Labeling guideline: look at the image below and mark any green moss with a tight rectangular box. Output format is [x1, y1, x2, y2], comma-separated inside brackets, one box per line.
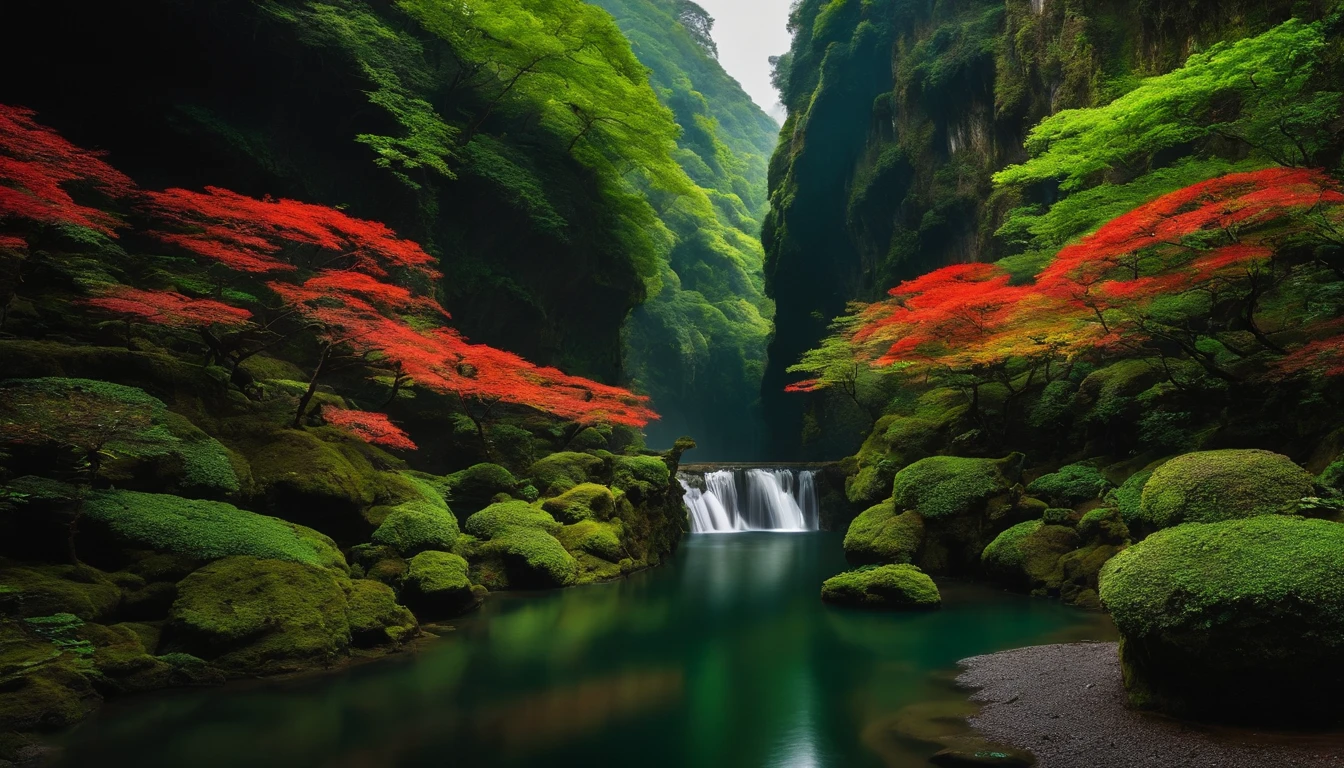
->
[611, 455, 670, 495]
[847, 416, 941, 506]
[83, 489, 346, 571]
[541, 483, 616, 523]
[981, 520, 1080, 592]
[0, 618, 99, 730]
[483, 528, 578, 588]
[464, 500, 560, 539]
[892, 455, 1020, 520]
[371, 499, 459, 556]
[820, 565, 941, 609]
[1109, 468, 1156, 528]
[346, 579, 416, 646]
[248, 428, 379, 516]
[443, 463, 517, 517]
[1073, 360, 1162, 425]
[556, 520, 625, 562]
[1136, 449, 1314, 530]
[528, 452, 606, 494]
[1077, 507, 1129, 544]
[842, 502, 925, 565]
[1099, 516, 1344, 721]
[0, 565, 121, 621]
[167, 556, 350, 674]
[569, 427, 609, 451]
[1042, 507, 1077, 526]
[1026, 463, 1112, 506]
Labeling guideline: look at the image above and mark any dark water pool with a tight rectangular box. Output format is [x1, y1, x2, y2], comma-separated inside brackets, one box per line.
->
[56, 533, 1115, 767]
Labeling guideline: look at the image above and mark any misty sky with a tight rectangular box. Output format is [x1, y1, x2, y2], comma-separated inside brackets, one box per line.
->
[693, 0, 795, 122]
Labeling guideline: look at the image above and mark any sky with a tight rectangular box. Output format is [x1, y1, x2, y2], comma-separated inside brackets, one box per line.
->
[693, 0, 795, 122]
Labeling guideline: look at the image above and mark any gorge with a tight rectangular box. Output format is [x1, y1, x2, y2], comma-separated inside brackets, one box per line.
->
[3, 0, 1344, 766]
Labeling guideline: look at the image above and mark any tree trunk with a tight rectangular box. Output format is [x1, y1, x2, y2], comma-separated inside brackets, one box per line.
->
[294, 343, 332, 428]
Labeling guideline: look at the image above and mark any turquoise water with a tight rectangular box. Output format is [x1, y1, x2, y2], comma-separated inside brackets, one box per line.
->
[57, 533, 1114, 767]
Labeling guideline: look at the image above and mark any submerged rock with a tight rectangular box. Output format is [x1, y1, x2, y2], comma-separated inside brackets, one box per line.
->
[820, 564, 941, 609]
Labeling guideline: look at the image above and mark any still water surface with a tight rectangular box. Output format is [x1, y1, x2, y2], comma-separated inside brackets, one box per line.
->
[58, 533, 1115, 767]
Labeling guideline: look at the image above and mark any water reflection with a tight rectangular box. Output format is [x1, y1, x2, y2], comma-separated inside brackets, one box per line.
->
[57, 533, 1114, 768]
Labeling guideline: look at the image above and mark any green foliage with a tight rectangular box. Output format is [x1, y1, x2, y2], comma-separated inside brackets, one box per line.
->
[442, 463, 517, 517]
[346, 579, 417, 646]
[84, 490, 346, 571]
[892, 455, 1017, 520]
[1026, 463, 1112, 506]
[556, 519, 625, 561]
[400, 551, 474, 615]
[371, 500, 459, 555]
[1137, 449, 1314, 529]
[611, 454, 669, 494]
[981, 520, 1079, 591]
[842, 502, 924, 565]
[820, 564, 941, 609]
[995, 19, 1340, 192]
[463, 500, 560, 539]
[528, 452, 605, 494]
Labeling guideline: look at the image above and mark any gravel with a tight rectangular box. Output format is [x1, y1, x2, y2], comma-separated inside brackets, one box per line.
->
[957, 642, 1344, 768]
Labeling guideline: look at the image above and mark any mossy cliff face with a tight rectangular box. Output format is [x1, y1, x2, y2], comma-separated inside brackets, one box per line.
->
[760, 0, 1318, 457]
[1099, 516, 1344, 723]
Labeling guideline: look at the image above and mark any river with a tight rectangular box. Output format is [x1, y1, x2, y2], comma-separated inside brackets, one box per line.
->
[55, 532, 1115, 767]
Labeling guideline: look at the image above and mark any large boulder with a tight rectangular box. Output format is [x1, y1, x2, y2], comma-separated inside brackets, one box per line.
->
[541, 483, 616, 523]
[483, 529, 577, 588]
[399, 551, 477, 617]
[0, 564, 122, 621]
[464, 500, 560, 539]
[370, 475, 459, 556]
[441, 463, 517, 518]
[346, 579, 417, 647]
[247, 429, 383, 541]
[1099, 516, 1344, 722]
[1025, 463, 1112, 507]
[981, 520, 1079, 593]
[166, 556, 351, 674]
[611, 455, 670, 499]
[845, 416, 941, 507]
[528, 452, 606, 495]
[842, 502, 924, 565]
[82, 489, 346, 572]
[1135, 449, 1313, 530]
[821, 565, 941, 609]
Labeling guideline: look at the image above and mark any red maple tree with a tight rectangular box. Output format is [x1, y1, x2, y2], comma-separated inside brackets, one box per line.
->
[321, 405, 417, 451]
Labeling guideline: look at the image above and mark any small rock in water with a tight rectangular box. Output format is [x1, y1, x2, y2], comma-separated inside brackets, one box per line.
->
[929, 745, 1035, 767]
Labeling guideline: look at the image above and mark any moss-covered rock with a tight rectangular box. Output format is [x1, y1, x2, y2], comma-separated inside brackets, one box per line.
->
[0, 564, 122, 621]
[369, 478, 459, 557]
[0, 618, 100, 732]
[611, 455, 670, 497]
[399, 551, 476, 617]
[166, 556, 350, 674]
[82, 489, 346, 572]
[346, 579, 416, 646]
[1042, 507, 1078, 526]
[1076, 507, 1129, 545]
[1026, 463, 1112, 506]
[541, 483, 616, 523]
[247, 428, 383, 540]
[569, 427, 609, 451]
[1109, 467, 1156, 528]
[442, 463, 517, 518]
[981, 521, 1079, 592]
[464, 500, 561, 540]
[528, 452, 606, 495]
[1136, 449, 1313, 530]
[1099, 516, 1344, 722]
[483, 529, 577, 588]
[892, 455, 1021, 520]
[842, 502, 925, 565]
[555, 520, 626, 562]
[820, 565, 941, 609]
[846, 416, 941, 506]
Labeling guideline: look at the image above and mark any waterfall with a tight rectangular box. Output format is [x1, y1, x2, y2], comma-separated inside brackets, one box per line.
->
[679, 468, 821, 533]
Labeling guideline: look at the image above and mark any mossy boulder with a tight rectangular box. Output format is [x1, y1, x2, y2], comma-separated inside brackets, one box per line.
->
[442, 463, 517, 518]
[370, 477, 459, 557]
[464, 500, 561, 539]
[1026, 463, 1112, 506]
[1099, 516, 1344, 722]
[528, 452, 605, 495]
[346, 579, 416, 645]
[483, 529, 577, 588]
[612, 455, 670, 497]
[846, 416, 941, 506]
[0, 618, 100, 732]
[981, 521, 1079, 593]
[166, 556, 351, 674]
[556, 520, 625, 562]
[82, 489, 346, 572]
[1136, 449, 1313, 530]
[569, 427, 609, 451]
[842, 502, 925, 565]
[820, 565, 941, 609]
[541, 483, 616, 523]
[399, 551, 476, 617]
[1042, 507, 1078, 526]
[247, 429, 382, 540]
[0, 564, 122, 621]
[1076, 507, 1129, 545]
[1109, 467, 1156, 528]
[892, 455, 1022, 520]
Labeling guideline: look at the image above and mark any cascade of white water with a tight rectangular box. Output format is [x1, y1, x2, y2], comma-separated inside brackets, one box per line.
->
[680, 468, 820, 533]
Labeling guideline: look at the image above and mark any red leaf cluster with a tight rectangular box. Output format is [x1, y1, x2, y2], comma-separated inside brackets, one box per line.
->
[0, 104, 135, 236]
[321, 405, 417, 451]
[84, 285, 253, 328]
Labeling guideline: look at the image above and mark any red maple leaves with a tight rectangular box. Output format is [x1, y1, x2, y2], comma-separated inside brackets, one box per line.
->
[321, 405, 417, 451]
[84, 285, 253, 328]
[0, 104, 134, 238]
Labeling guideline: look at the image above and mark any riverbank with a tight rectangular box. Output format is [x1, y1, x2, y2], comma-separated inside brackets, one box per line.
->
[958, 642, 1344, 767]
